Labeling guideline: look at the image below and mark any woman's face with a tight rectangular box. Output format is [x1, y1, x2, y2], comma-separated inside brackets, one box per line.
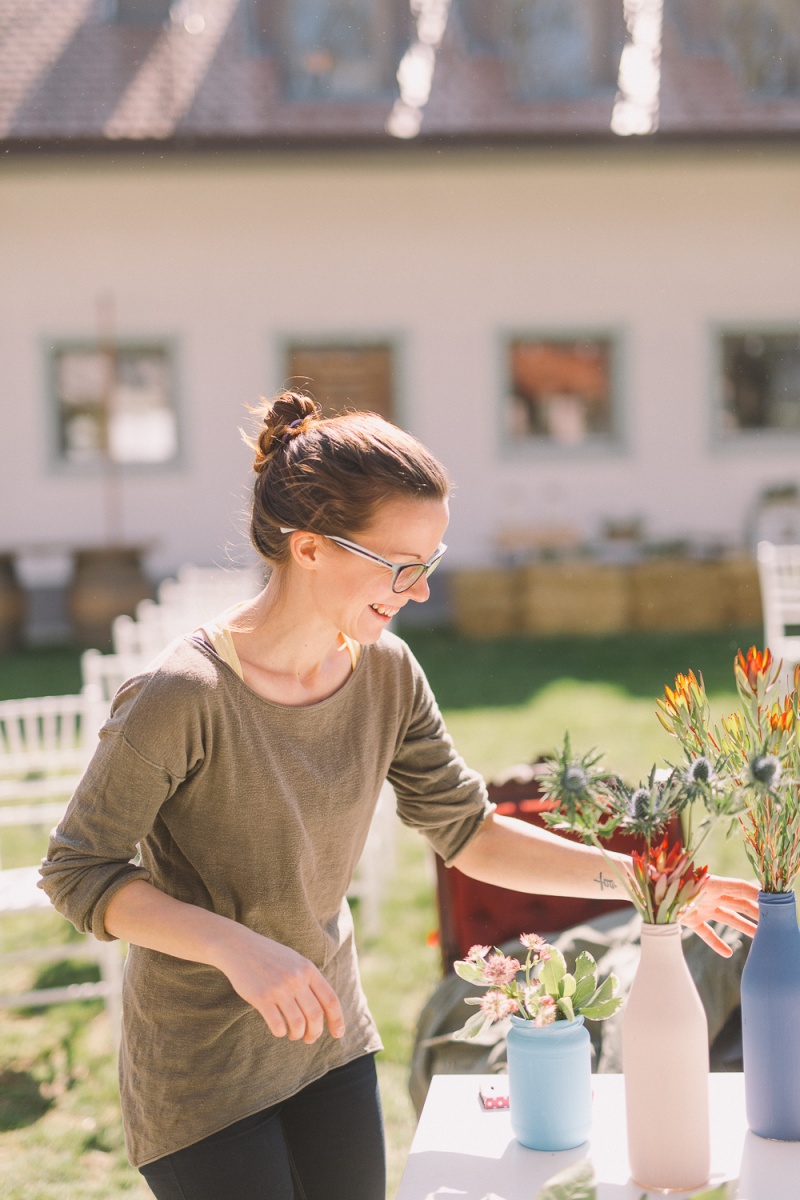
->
[311, 494, 450, 645]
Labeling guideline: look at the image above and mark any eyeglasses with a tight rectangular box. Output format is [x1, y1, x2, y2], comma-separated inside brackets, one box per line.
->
[280, 528, 447, 594]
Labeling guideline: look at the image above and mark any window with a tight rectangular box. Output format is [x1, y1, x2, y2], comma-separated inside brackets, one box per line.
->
[456, 0, 625, 100]
[112, 0, 172, 26]
[669, 0, 800, 97]
[52, 344, 178, 466]
[250, 0, 411, 101]
[507, 336, 616, 446]
[285, 344, 394, 421]
[720, 332, 800, 436]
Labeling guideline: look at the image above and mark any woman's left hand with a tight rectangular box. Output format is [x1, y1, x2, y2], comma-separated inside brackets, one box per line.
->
[679, 875, 760, 956]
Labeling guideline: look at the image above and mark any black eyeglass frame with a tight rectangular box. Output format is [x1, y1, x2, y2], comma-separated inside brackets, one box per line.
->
[279, 527, 447, 594]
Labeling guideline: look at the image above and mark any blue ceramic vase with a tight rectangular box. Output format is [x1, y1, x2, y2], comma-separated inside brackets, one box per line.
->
[506, 1014, 592, 1151]
[741, 890, 800, 1141]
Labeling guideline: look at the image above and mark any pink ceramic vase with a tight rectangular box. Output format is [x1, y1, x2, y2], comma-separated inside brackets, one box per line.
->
[622, 922, 710, 1191]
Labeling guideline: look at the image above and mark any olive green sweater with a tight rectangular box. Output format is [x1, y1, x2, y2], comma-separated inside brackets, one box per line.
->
[39, 631, 491, 1167]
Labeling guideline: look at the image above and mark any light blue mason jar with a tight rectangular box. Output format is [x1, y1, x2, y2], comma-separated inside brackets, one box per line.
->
[506, 1014, 593, 1151]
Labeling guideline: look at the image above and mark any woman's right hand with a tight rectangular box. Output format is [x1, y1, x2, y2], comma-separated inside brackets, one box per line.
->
[103, 879, 344, 1045]
[217, 926, 345, 1045]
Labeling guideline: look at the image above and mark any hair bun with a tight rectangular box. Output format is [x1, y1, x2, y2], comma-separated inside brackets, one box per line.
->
[248, 391, 321, 474]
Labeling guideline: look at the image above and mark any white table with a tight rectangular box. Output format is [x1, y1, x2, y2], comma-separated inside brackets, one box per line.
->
[396, 1073, 800, 1199]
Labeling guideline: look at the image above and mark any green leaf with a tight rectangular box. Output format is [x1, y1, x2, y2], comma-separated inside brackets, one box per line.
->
[561, 974, 577, 998]
[579, 995, 623, 1021]
[452, 1010, 490, 1040]
[583, 972, 618, 1009]
[453, 961, 487, 984]
[557, 996, 575, 1022]
[539, 946, 567, 994]
[572, 959, 599, 1009]
[573, 951, 597, 981]
[687, 1184, 736, 1200]
[535, 1158, 596, 1200]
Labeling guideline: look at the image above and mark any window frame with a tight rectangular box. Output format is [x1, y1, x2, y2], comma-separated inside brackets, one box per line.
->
[710, 321, 800, 454]
[276, 332, 407, 429]
[45, 335, 184, 475]
[245, 0, 412, 104]
[455, 0, 626, 102]
[498, 326, 628, 461]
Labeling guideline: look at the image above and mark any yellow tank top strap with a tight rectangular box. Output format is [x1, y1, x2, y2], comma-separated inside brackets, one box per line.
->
[338, 633, 362, 671]
[201, 614, 360, 680]
[200, 610, 245, 680]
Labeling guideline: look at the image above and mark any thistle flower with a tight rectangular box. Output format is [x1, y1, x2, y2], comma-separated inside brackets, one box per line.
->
[562, 765, 590, 793]
[686, 756, 714, 786]
[617, 770, 685, 842]
[519, 933, 546, 952]
[630, 788, 650, 820]
[539, 733, 618, 838]
[749, 754, 781, 790]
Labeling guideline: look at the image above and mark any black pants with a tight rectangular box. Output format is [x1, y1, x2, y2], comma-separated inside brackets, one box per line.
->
[139, 1053, 385, 1200]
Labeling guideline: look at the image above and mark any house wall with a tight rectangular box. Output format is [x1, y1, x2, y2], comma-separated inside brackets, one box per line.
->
[1, 146, 799, 585]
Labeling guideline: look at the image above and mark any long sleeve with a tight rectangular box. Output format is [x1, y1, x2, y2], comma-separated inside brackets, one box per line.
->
[39, 671, 198, 941]
[387, 647, 493, 866]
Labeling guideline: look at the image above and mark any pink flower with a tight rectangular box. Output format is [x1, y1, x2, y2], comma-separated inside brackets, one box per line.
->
[466, 944, 491, 963]
[482, 954, 521, 986]
[479, 991, 518, 1022]
[534, 996, 557, 1027]
[519, 933, 546, 952]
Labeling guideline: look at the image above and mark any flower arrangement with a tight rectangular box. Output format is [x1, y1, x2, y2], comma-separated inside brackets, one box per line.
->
[657, 648, 800, 894]
[452, 934, 622, 1040]
[538, 732, 728, 925]
[538, 646, 800, 918]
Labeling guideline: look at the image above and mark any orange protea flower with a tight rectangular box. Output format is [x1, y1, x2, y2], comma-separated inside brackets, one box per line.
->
[734, 646, 779, 700]
[656, 670, 712, 754]
[768, 696, 795, 734]
[660, 670, 703, 718]
[629, 835, 709, 924]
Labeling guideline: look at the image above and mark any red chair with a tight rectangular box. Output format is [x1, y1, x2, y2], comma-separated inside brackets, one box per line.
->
[434, 761, 681, 973]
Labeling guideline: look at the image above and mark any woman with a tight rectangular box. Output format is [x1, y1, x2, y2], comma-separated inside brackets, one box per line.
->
[40, 392, 758, 1200]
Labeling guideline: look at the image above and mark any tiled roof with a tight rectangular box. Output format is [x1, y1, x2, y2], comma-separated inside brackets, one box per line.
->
[1, 0, 799, 151]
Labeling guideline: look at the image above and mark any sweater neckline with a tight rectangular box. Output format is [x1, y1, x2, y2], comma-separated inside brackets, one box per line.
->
[186, 633, 368, 713]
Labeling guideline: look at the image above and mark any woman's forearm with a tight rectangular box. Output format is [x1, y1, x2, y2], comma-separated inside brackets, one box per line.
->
[103, 878, 345, 1043]
[103, 878, 244, 970]
[452, 813, 631, 901]
[451, 812, 759, 958]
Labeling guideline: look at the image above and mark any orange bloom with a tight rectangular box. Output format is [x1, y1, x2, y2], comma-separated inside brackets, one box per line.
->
[768, 696, 795, 734]
[661, 670, 702, 716]
[735, 646, 774, 693]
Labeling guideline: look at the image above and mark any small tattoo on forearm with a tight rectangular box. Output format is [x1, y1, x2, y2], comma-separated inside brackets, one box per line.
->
[595, 871, 617, 891]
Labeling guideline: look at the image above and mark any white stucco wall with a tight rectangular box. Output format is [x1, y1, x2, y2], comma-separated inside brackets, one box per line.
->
[1, 145, 799, 582]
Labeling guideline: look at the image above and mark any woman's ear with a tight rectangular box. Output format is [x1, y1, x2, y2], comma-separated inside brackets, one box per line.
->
[286, 531, 324, 573]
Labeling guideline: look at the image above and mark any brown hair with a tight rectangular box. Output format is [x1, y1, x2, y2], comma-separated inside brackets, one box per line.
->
[244, 391, 451, 566]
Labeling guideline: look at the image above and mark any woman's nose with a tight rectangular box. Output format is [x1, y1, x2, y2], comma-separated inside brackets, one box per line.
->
[406, 573, 430, 604]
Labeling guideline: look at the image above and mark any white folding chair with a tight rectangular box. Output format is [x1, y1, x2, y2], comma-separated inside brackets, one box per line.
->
[81, 648, 151, 739]
[0, 695, 122, 1039]
[757, 541, 800, 685]
[0, 693, 93, 802]
[158, 564, 264, 623]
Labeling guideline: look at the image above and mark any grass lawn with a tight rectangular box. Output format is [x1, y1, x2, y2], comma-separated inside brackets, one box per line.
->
[0, 626, 761, 1197]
